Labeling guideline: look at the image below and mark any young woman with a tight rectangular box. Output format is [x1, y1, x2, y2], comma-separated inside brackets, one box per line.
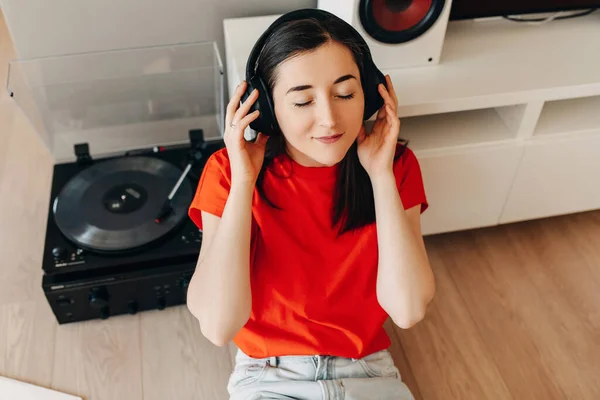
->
[186, 9, 435, 400]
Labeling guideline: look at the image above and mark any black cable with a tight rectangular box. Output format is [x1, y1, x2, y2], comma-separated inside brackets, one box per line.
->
[502, 8, 597, 23]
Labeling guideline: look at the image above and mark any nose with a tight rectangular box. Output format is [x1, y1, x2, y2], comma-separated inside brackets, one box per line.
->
[317, 98, 337, 129]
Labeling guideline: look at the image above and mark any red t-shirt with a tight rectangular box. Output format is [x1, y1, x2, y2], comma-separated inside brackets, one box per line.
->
[188, 143, 428, 359]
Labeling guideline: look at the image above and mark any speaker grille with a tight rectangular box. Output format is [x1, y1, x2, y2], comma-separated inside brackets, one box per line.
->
[359, 0, 446, 44]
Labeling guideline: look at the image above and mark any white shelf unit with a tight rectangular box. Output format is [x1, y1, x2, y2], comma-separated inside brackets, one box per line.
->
[386, 105, 525, 152]
[534, 95, 600, 137]
[223, 11, 600, 236]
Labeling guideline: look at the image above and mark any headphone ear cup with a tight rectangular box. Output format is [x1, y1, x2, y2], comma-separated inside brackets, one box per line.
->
[363, 65, 386, 120]
[242, 76, 278, 136]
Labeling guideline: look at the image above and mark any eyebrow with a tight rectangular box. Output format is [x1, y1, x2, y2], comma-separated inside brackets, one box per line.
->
[285, 74, 357, 95]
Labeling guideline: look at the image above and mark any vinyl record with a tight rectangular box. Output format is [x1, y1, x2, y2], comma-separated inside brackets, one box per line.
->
[53, 156, 192, 252]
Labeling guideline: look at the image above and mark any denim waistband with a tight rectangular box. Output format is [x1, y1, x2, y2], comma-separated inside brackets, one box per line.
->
[237, 349, 360, 368]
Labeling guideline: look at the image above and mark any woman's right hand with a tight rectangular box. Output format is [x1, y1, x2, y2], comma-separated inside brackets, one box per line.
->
[224, 81, 269, 187]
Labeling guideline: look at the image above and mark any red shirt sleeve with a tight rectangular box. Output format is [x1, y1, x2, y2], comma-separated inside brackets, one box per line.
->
[393, 145, 429, 214]
[188, 149, 232, 230]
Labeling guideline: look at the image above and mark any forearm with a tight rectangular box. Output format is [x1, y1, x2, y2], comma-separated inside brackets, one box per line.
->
[371, 172, 435, 328]
[187, 183, 254, 345]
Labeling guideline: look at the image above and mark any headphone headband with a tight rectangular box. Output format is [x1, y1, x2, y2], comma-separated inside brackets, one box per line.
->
[246, 9, 341, 80]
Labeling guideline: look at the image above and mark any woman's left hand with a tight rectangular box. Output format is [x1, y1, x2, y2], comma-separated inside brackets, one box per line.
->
[357, 74, 400, 177]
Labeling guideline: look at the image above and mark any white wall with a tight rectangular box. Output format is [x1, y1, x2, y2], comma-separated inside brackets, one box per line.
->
[1, 0, 316, 93]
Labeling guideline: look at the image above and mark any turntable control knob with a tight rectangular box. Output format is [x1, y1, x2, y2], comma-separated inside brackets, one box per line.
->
[99, 306, 110, 320]
[156, 296, 166, 310]
[127, 300, 139, 315]
[89, 287, 109, 309]
[181, 276, 190, 289]
[52, 246, 66, 258]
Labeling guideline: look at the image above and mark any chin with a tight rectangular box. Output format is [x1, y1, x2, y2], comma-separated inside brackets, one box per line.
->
[310, 144, 352, 166]
[315, 155, 344, 167]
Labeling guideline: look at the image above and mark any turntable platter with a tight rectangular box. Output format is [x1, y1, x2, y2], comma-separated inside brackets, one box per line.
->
[53, 156, 192, 252]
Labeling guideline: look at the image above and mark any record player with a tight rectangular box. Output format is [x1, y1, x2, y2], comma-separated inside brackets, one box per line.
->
[7, 41, 226, 323]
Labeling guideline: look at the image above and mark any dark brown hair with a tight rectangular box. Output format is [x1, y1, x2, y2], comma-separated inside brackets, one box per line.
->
[254, 16, 408, 236]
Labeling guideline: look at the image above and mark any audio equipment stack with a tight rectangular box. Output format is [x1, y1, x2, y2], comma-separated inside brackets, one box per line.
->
[41, 130, 223, 324]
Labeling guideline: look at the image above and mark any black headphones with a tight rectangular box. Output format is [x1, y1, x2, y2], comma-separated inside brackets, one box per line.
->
[241, 8, 387, 137]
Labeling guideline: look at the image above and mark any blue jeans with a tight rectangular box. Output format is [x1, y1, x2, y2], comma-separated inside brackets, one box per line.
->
[228, 348, 415, 399]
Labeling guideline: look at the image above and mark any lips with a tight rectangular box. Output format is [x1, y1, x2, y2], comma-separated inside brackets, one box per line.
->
[314, 133, 343, 144]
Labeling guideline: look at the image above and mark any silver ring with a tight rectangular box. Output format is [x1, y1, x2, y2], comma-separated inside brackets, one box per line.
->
[230, 122, 236, 129]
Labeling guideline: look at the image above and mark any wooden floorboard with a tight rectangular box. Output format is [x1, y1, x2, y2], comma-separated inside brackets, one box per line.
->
[140, 307, 234, 400]
[384, 318, 424, 400]
[393, 235, 512, 400]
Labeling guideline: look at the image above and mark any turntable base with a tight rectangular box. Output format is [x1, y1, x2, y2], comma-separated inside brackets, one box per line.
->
[41, 138, 224, 324]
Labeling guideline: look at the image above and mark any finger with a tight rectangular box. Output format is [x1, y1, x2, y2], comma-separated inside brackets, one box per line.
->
[233, 88, 259, 125]
[386, 103, 395, 119]
[225, 82, 245, 129]
[378, 83, 394, 108]
[232, 110, 261, 142]
[385, 75, 398, 105]
[376, 104, 386, 120]
[378, 78, 398, 113]
[387, 104, 400, 133]
[384, 103, 393, 125]
[385, 98, 397, 119]
[225, 81, 248, 127]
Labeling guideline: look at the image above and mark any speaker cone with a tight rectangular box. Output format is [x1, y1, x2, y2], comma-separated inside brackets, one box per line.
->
[359, 0, 446, 44]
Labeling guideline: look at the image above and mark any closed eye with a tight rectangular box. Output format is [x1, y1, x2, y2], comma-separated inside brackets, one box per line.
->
[294, 93, 355, 108]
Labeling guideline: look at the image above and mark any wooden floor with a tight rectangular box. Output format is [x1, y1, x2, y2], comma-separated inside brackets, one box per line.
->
[1, 10, 599, 400]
